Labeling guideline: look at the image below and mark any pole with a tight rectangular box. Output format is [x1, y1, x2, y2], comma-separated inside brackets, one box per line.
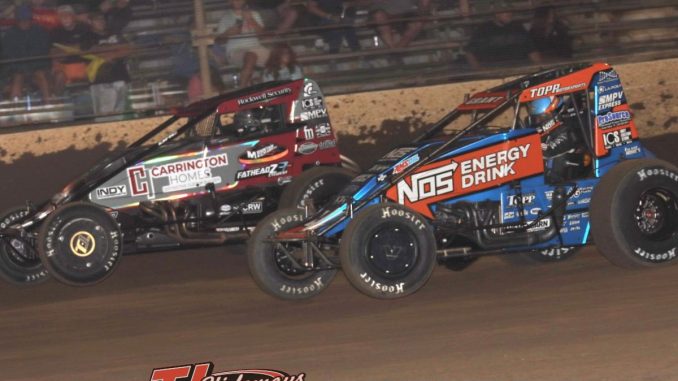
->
[193, 0, 214, 98]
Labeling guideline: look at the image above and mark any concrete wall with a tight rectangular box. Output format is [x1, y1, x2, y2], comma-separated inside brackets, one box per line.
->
[0, 59, 678, 180]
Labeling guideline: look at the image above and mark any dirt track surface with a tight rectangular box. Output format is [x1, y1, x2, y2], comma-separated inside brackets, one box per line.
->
[2, 245, 678, 381]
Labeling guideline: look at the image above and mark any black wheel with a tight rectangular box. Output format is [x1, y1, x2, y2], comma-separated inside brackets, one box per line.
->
[340, 204, 436, 299]
[279, 166, 355, 209]
[0, 206, 49, 285]
[500, 246, 581, 265]
[247, 208, 337, 300]
[591, 159, 678, 268]
[37, 202, 123, 286]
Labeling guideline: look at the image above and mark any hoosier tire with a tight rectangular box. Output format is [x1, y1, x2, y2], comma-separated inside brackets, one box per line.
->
[340, 204, 436, 299]
[247, 208, 337, 300]
[37, 202, 122, 286]
[591, 159, 678, 268]
[0, 206, 49, 285]
[279, 166, 355, 209]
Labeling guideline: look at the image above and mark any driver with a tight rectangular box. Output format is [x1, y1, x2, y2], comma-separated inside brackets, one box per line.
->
[528, 95, 589, 183]
[233, 107, 273, 137]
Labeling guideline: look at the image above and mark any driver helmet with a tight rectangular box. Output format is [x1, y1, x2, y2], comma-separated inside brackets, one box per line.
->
[527, 95, 565, 127]
[234, 108, 264, 136]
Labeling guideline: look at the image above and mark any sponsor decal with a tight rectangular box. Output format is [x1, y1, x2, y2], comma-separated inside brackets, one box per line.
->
[236, 87, 292, 106]
[301, 96, 323, 110]
[637, 167, 678, 182]
[597, 110, 631, 129]
[360, 272, 405, 294]
[506, 193, 536, 206]
[242, 201, 263, 214]
[300, 108, 328, 121]
[634, 247, 677, 262]
[598, 82, 622, 93]
[394, 161, 457, 205]
[128, 166, 151, 197]
[141, 154, 229, 194]
[236, 162, 289, 180]
[529, 82, 586, 99]
[393, 154, 420, 175]
[315, 123, 332, 138]
[149, 363, 306, 381]
[458, 92, 507, 110]
[386, 135, 543, 218]
[270, 213, 303, 232]
[297, 142, 318, 155]
[318, 139, 337, 150]
[598, 70, 619, 83]
[377, 173, 388, 182]
[239, 144, 288, 165]
[297, 126, 315, 140]
[95, 185, 127, 200]
[465, 96, 504, 105]
[598, 91, 624, 111]
[381, 147, 417, 161]
[603, 128, 633, 149]
[150, 155, 228, 178]
[303, 82, 318, 97]
[624, 145, 641, 156]
[538, 119, 561, 135]
[219, 201, 263, 216]
[69, 231, 96, 257]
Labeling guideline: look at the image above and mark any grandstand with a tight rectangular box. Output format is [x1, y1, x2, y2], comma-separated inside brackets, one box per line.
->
[0, 0, 677, 129]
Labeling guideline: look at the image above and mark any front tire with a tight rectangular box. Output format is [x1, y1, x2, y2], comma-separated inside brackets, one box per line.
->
[591, 159, 678, 268]
[37, 202, 123, 286]
[0, 206, 49, 285]
[340, 204, 436, 299]
[279, 166, 355, 209]
[247, 208, 337, 300]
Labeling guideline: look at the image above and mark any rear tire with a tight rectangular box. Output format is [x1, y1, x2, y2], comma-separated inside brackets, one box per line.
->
[37, 202, 123, 286]
[0, 206, 49, 285]
[247, 208, 337, 300]
[340, 204, 436, 299]
[279, 166, 355, 209]
[591, 159, 678, 268]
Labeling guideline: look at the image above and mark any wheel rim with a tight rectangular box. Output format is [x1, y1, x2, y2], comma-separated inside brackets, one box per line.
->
[1, 237, 40, 268]
[634, 188, 678, 241]
[273, 242, 313, 279]
[364, 223, 418, 279]
[54, 219, 110, 271]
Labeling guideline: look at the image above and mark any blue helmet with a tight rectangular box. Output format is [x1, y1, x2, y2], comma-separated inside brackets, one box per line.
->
[528, 96, 563, 116]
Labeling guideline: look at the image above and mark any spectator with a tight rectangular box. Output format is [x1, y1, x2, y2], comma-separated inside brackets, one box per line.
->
[216, 0, 269, 87]
[51, 5, 90, 95]
[99, 0, 132, 35]
[368, 0, 432, 49]
[529, 6, 573, 60]
[465, 1, 541, 69]
[263, 43, 303, 82]
[166, 30, 225, 103]
[307, 0, 361, 55]
[82, 12, 132, 121]
[2, 4, 51, 102]
[250, 0, 300, 35]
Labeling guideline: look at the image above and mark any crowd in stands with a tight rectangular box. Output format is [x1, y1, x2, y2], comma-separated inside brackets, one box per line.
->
[1, 0, 132, 120]
[0, 0, 589, 122]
